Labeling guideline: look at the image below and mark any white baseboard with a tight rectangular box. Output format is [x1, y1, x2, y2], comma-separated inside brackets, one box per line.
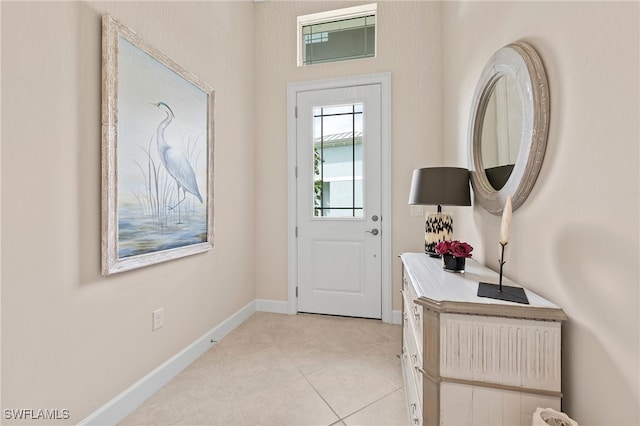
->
[256, 298, 289, 314]
[79, 300, 256, 426]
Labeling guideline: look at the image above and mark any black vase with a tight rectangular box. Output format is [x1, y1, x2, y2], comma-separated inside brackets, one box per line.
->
[442, 254, 465, 273]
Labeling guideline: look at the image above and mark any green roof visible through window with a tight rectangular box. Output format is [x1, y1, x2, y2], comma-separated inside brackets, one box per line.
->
[304, 32, 328, 44]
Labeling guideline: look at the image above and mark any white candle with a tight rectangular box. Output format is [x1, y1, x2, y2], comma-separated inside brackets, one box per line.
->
[500, 195, 512, 245]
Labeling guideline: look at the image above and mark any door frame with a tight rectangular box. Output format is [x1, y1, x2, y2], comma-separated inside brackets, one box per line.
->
[286, 73, 392, 322]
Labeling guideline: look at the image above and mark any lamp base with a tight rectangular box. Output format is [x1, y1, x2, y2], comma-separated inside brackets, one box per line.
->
[477, 282, 529, 305]
[425, 212, 453, 256]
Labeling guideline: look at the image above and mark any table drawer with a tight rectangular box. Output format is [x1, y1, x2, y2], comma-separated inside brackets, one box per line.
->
[402, 270, 423, 353]
[403, 291, 421, 343]
[402, 327, 423, 426]
[404, 314, 424, 395]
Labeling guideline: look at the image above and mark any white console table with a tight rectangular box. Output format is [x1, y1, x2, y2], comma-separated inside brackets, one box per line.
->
[400, 253, 567, 426]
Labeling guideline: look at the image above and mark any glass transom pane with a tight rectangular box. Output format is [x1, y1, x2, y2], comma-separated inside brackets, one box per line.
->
[313, 103, 364, 218]
[302, 15, 375, 65]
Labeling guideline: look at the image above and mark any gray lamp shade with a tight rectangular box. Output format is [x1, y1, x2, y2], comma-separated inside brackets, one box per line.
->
[408, 167, 471, 206]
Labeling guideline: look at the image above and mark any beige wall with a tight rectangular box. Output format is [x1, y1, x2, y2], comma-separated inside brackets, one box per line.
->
[254, 1, 444, 309]
[1, 1, 255, 422]
[441, 2, 639, 424]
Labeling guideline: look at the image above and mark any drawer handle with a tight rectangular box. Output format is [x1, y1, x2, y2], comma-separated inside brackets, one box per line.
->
[413, 306, 420, 321]
[411, 354, 427, 375]
[410, 403, 419, 425]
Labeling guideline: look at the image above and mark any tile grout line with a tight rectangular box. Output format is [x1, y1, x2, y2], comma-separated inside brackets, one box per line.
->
[300, 371, 343, 424]
[299, 358, 404, 425]
[269, 325, 345, 425]
[267, 315, 405, 425]
[337, 386, 405, 423]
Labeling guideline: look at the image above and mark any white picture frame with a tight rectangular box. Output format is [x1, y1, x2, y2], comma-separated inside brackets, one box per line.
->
[101, 15, 215, 275]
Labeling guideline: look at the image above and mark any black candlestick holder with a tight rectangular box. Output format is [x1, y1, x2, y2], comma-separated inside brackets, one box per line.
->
[477, 242, 529, 304]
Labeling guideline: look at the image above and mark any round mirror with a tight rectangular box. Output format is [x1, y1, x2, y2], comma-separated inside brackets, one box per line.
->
[468, 41, 549, 214]
[481, 74, 522, 190]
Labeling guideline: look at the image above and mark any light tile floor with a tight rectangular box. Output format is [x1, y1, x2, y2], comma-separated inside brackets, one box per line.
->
[120, 312, 409, 426]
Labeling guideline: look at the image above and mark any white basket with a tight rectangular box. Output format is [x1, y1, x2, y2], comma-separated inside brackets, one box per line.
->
[532, 407, 578, 426]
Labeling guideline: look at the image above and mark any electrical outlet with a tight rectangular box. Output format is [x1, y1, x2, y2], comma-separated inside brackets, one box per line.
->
[410, 205, 424, 216]
[152, 308, 164, 331]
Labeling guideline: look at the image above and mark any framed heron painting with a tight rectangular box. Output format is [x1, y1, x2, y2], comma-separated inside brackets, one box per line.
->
[101, 15, 214, 275]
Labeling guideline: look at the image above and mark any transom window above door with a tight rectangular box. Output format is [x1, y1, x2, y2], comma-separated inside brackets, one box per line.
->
[297, 4, 377, 66]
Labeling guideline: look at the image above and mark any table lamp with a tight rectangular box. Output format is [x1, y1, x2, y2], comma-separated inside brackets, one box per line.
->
[408, 167, 471, 256]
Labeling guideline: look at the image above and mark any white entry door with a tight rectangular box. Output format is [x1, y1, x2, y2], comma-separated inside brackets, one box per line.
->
[296, 84, 382, 319]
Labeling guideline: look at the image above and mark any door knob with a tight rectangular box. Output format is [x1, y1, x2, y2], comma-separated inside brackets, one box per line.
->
[365, 229, 379, 236]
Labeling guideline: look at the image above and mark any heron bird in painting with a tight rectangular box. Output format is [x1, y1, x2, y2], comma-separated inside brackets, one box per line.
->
[154, 102, 203, 211]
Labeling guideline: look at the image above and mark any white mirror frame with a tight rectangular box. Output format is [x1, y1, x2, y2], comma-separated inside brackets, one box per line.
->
[468, 41, 550, 214]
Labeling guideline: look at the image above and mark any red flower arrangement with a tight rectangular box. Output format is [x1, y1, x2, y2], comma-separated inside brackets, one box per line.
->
[435, 240, 474, 258]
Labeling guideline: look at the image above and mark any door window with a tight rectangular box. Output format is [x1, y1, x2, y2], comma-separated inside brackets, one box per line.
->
[313, 104, 364, 218]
